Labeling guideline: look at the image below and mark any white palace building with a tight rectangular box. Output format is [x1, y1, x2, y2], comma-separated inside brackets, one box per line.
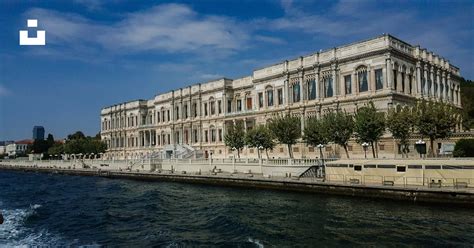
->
[100, 34, 463, 159]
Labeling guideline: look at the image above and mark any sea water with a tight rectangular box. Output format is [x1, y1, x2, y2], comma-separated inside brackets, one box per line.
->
[0, 170, 473, 247]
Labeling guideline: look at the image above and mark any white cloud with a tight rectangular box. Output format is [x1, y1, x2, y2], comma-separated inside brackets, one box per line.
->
[195, 73, 223, 80]
[25, 4, 252, 55]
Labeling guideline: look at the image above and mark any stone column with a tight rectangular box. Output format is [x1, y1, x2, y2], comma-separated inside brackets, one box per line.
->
[430, 66, 435, 97]
[315, 69, 320, 100]
[370, 68, 376, 94]
[353, 72, 358, 96]
[332, 67, 338, 96]
[423, 65, 428, 97]
[243, 118, 248, 132]
[314, 66, 322, 100]
[441, 72, 447, 101]
[386, 57, 392, 90]
[436, 70, 441, 100]
[300, 112, 305, 136]
[416, 62, 422, 96]
[447, 74, 452, 102]
[396, 69, 402, 93]
[300, 72, 306, 102]
[284, 73, 289, 105]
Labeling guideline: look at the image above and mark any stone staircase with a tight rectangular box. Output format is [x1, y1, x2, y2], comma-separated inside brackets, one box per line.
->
[161, 144, 204, 159]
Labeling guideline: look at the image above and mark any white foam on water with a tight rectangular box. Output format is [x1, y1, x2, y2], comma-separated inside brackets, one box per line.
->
[0, 204, 64, 247]
[248, 237, 264, 248]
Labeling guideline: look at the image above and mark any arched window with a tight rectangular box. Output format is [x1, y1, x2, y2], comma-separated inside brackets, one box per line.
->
[210, 125, 216, 142]
[323, 74, 333, 98]
[357, 66, 368, 92]
[291, 78, 300, 103]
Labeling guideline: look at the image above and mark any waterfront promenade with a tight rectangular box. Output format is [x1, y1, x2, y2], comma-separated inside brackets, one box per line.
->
[1, 158, 473, 207]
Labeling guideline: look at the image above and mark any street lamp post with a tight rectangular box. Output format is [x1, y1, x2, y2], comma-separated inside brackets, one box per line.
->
[362, 142, 369, 159]
[316, 144, 325, 160]
[231, 147, 236, 172]
[316, 144, 325, 178]
[258, 145, 264, 160]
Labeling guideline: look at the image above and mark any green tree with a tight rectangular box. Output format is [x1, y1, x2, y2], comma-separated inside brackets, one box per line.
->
[460, 78, 474, 130]
[453, 139, 474, 157]
[224, 121, 245, 158]
[48, 143, 65, 155]
[325, 110, 354, 158]
[386, 105, 414, 158]
[414, 100, 459, 157]
[354, 102, 386, 158]
[67, 131, 85, 140]
[245, 125, 275, 159]
[46, 134, 55, 147]
[268, 114, 301, 158]
[30, 139, 50, 154]
[303, 117, 330, 158]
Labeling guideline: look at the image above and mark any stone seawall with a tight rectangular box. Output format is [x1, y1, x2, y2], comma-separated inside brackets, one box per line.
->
[1, 164, 473, 207]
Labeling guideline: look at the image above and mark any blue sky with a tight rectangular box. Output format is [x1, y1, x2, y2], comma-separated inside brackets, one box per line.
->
[0, 0, 473, 140]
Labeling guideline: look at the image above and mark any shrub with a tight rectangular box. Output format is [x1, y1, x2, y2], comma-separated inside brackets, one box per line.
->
[453, 139, 474, 157]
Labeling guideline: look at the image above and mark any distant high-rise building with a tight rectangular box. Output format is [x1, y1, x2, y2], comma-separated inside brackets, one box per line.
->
[32, 126, 45, 140]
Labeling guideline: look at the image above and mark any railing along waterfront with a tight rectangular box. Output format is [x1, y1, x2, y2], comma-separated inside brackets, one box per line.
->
[325, 174, 474, 188]
[162, 158, 337, 166]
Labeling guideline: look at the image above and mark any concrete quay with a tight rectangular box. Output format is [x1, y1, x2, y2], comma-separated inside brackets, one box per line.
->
[1, 161, 473, 207]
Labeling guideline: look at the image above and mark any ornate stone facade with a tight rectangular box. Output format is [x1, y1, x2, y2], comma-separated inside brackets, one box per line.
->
[100, 34, 462, 159]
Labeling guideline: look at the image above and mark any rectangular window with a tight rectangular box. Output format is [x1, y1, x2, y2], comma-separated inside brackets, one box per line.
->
[184, 105, 188, 119]
[344, 75, 352, 94]
[204, 103, 208, 116]
[258, 93, 263, 108]
[193, 103, 197, 117]
[358, 71, 368, 92]
[267, 89, 273, 106]
[204, 130, 208, 142]
[175, 106, 179, 120]
[227, 100, 232, 113]
[167, 110, 170, 122]
[237, 99, 242, 112]
[397, 166, 406, 172]
[218, 129, 222, 142]
[218, 100, 222, 114]
[293, 83, 300, 102]
[375, 69, 383, 90]
[402, 72, 406, 92]
[246, 97, 252, 110]
[277, 89, 283, 105]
